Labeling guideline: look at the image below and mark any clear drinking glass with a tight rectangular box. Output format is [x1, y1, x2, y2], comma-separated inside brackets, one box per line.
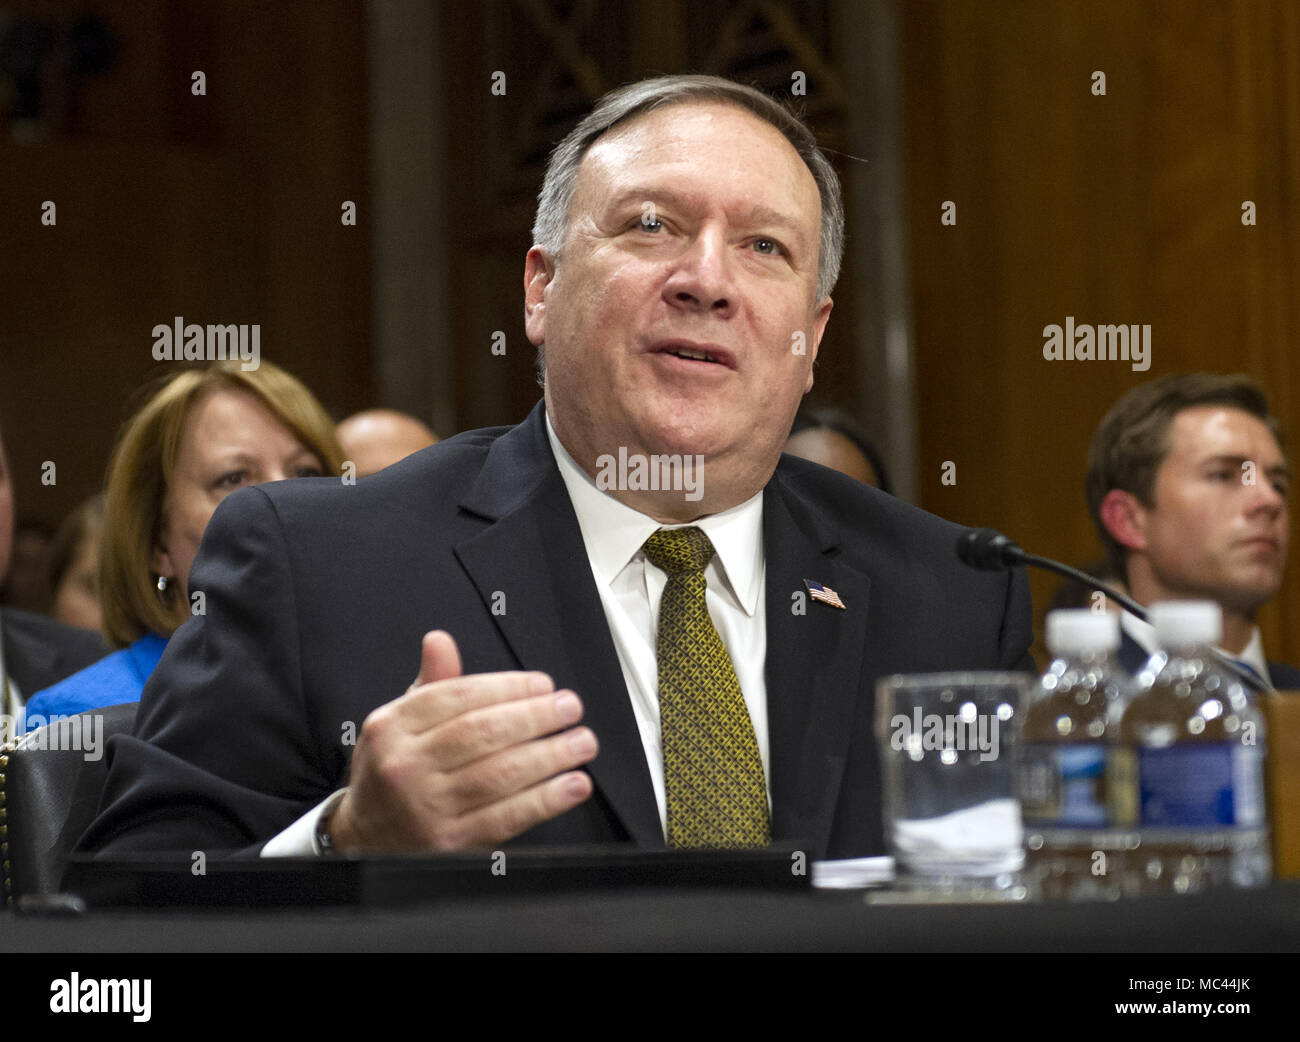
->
[875, 672, 1029, 898]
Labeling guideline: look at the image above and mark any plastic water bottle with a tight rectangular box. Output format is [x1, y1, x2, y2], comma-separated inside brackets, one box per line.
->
[1116, 601, 1270, 894]
[1019, 609, 1131, 900]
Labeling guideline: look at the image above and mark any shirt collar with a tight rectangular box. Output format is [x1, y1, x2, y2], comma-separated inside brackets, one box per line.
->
[1234, 627, 1271, 685]
[544, 413, 765, 615]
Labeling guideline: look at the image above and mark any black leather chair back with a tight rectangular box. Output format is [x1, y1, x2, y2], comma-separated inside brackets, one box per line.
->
[0, 702, 138, 903]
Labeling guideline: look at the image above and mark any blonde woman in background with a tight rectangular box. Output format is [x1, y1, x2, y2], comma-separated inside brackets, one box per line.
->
[26, 361, 343, 726]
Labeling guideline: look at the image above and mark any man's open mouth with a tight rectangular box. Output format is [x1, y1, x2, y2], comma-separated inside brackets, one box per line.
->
[653, 342, 735, 368]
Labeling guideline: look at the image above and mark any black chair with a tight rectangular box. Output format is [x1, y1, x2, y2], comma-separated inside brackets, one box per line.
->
[0, 702, 137, 904]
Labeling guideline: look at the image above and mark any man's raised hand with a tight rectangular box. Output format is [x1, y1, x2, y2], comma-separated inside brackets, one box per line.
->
[326, 630, 597, 852]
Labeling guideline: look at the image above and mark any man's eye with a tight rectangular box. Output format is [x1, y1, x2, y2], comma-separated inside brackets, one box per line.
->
[638, 216, 663, 232]
[752, 238, 782, 255]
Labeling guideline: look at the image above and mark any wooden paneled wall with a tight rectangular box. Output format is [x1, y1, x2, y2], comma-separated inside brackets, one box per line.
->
[901, 0, 1300, 663]
[0, 1, 372, 529]
[6, 0, 1298, 665]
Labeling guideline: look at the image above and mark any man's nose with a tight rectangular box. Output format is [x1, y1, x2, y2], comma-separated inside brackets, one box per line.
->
[662, 229, 736, 316]
[1245, 470, 1287, 513]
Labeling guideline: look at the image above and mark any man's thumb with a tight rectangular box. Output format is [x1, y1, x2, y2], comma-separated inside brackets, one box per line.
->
[415, 630, 463, 687]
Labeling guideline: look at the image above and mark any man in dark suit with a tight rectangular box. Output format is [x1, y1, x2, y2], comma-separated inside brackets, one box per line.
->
[80, 75, 1033, 862]
[1, 608, 106, 714]
[1087, 373, 1299, 689]
[0, 419, 106, 732]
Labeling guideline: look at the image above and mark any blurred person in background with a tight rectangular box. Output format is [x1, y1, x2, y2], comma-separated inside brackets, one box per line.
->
[0, 416, 105, 737]
[48, 494, 105, 633]
[0, 519, 55, 613]
[336, 407, 438, 478]
[25, 360, 344, 726]
[785, 405, 892, 493]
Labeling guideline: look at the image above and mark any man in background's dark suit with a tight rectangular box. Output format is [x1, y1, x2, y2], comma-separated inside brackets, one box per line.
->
[1115, 629, 1300, 689]
[80, 74, 1033, 863]
[0, 607, 105, 712]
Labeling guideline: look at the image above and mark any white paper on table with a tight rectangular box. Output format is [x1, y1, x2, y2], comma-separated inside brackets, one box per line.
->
[811, 856, 895, 889]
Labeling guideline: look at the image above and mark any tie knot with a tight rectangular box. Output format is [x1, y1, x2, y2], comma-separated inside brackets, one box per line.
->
[643, 526, 716, 575]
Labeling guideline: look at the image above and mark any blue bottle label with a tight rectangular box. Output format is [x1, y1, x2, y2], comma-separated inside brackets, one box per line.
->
[1020, 743, 1109, 827]
[1137, 743, 1265, 828]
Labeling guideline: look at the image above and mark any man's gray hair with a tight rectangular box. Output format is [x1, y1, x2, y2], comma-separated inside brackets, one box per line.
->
[532, 74, 844, 303]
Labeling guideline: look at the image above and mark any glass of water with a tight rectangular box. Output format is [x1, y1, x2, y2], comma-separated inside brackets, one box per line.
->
[875, 672, 1029, 898]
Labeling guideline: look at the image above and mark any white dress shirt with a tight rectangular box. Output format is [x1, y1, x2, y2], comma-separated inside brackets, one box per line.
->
[544, 415, 770, 831]
[264, 415, 770, 854]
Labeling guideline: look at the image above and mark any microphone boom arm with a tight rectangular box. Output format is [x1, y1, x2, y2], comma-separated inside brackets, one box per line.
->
[1017, 552, 1149, 622]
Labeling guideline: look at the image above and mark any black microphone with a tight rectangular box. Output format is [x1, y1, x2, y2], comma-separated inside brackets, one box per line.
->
[955, 528, 1030, 572]
[957, 528, 1149, 620]
[956, 528, 1270, 693]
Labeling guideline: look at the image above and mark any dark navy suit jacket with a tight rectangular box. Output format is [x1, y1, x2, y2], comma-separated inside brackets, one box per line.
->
[79, 403, 1034, 861]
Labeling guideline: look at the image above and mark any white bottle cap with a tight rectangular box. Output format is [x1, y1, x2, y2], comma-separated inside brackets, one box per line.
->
[1150, 600, 1222, 647]
[1046, 609, 1120, 656]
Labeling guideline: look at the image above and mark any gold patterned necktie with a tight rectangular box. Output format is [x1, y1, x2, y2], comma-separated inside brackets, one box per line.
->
[642, 526, 770, 848]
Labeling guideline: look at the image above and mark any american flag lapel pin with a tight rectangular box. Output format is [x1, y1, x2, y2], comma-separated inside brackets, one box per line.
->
[803, 578, 846, 610]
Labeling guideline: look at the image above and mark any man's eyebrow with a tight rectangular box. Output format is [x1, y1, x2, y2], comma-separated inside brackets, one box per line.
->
[1200, 454, 1292, 476]
[606, 189, 808, 236]
[604, 187, 685, 213]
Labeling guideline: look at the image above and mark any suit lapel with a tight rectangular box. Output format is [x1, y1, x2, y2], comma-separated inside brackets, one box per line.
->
[1118, 630, 1151, 676]
[451, 410, 874, 853]
[763, 471, 872, 854]
[454, 404, 663, 847]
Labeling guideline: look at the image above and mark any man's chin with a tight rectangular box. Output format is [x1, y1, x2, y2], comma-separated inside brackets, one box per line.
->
[1217, 576, 1284, 616]
[629, 420, 734, 461]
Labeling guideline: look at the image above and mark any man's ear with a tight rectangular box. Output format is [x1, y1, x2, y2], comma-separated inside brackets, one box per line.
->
[804, 296, 833, 393]
[1099, 488, 1148, 553]
[524, 247, 555, 347]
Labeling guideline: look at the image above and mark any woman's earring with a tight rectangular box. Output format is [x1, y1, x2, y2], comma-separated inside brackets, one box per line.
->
[156, 575, 169, 593]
